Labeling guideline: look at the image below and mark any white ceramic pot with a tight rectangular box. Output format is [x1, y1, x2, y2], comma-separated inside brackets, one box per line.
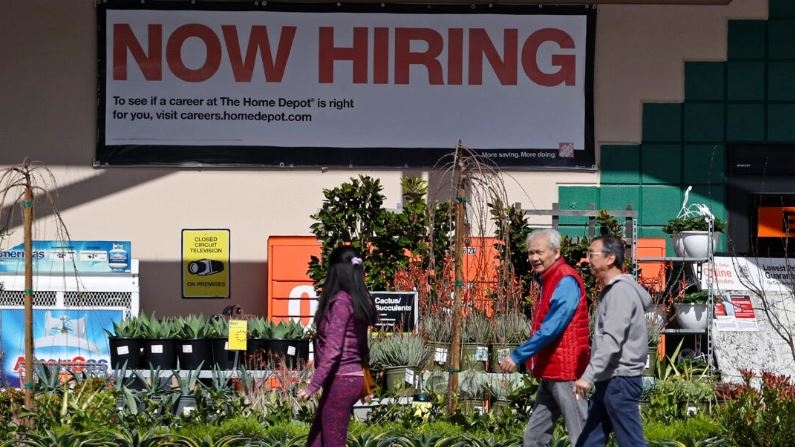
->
[671, 233, 686, 257]
[674, 303, 709, 330]
[679, 231, 720, 259]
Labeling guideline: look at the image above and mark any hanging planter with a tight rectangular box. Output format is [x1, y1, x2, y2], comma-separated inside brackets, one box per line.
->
[661, 186, 725, 258]
[674, 290, 710, 330]
[674, 303, 709, 330]
[679, 231, 721, 259]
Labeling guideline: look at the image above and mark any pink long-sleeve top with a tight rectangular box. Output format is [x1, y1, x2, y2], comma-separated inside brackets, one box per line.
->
[305, 291, 368, 395]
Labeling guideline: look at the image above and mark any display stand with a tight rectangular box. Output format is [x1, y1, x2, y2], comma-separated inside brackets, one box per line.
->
[638, 222, 715, 368]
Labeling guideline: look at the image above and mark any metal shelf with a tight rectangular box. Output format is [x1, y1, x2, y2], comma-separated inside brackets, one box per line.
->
[637, 256, 709, 263]
[661, 328, 706, 335]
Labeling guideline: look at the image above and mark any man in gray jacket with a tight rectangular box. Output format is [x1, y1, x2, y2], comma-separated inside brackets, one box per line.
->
[573, 235, 650, 447]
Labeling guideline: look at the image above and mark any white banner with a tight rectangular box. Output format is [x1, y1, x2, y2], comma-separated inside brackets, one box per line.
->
[98, 6, 594, 167]
[704, 256, 795, 293]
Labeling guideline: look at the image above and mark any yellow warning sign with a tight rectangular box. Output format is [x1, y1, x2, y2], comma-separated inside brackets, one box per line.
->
[182, 229, 230, 298]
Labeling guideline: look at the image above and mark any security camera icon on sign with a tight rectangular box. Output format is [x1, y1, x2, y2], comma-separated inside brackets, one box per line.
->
[188, 259, 224, 276]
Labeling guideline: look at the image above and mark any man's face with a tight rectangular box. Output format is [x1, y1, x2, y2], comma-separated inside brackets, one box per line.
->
[587, 240, 612, 281]
[528, 235, 560, 274]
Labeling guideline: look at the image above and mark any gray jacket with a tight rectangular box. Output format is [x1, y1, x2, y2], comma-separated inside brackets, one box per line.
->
[581, 274, 652, 384]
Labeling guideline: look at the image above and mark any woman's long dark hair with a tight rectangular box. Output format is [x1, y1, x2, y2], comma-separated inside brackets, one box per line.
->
[314, 245, 377, 326]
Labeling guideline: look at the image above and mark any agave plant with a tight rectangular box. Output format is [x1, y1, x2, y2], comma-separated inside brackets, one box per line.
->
[247, 316, 272, 338]
[104, 315, 143, 338]
[370, 333, 428, 368]
[271, 320, 305, 339]
[205, 317, 229, 338]
[138, 313, 180, 339]
[462, 310, 492, 344]
[178, 314, 208, 339]
[346, 432, 392, 447]
[490, 311, 530, 345]
[103, 428, 173, 447]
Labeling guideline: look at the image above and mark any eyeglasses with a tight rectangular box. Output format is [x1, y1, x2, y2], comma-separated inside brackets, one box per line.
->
[587, 250, 607, 258]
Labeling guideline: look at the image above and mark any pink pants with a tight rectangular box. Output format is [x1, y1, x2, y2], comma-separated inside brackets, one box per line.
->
[307, 375, 364, 447]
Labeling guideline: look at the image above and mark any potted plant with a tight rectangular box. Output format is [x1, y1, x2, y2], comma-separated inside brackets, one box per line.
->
[489, 311, 530, 372]
[105, 314, 143, 370]
[462, 310, 492, 372]
[418, 309, 452, 370]
[205, 316, 235, 370]
[482, 371, 523, 414]
[370, 332, 427, 395]
[140, 313, 180, 370]
[662, 214, 726, 259]
[645, 312, 666, 377]
[246, 318, 309, 370]
[458, 369, 487, 415]
[674, 290, 711, 330]
[176, 314, 210, 370]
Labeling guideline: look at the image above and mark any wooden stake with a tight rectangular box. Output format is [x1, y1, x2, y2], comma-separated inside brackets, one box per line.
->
[22, 168, 34, 410]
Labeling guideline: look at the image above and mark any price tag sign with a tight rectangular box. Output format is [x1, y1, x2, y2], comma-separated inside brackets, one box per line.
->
[228, 319, 248, 351]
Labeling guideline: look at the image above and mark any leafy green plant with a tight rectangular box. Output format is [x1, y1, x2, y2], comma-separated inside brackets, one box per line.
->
[308, 175, 453, 295]
[720, 369, 795, 447]
[662, 215, 726, 235]
[680, 290, 709, 304]
[489, 199, 534, 314]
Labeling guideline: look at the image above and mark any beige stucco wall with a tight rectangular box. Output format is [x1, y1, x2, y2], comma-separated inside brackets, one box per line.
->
[0, 0, 767, 316]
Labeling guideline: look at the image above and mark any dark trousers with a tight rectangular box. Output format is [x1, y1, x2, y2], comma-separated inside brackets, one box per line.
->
[307, 375, 363, 447]
[575, 376, 647, 447]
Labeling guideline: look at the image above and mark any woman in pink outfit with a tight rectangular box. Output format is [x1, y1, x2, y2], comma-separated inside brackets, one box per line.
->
[297, 245, 377, 447]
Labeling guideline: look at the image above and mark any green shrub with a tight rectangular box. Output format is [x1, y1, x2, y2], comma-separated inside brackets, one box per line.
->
[720, 369, 795, 447]
[645, 414, 721, 442]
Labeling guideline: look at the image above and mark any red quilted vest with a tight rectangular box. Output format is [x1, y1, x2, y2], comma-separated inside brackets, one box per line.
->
[527, 257, 591, 380]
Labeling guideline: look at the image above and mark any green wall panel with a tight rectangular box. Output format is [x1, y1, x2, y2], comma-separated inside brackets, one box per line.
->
[688, 185, 726, 222]
[728, 20, 766, 60]
[641, 144, 682, 184]
[558, 186, 599, 226]
[600, 144, 641, 184]
[726, 104, 766, 142]
[727, 61, 765, 101]
[770, 0, 795, 19]
[768, 20, 795, 58]
[641, 186, 682, 226]
[642, 103, 682, 142]
[684, 103, 725, 142]
[769, 62, 795, 100]
[683, 144, 725, 185]
[558, 225, 589, 240]
[685, 62, 725, 101]
[599, 186, 640, 215]
[639, 226, 668, 239]
[768, 104, 795, 141]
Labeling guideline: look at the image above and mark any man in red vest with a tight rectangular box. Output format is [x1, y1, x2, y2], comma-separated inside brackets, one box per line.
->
[500, 228, 591, 447]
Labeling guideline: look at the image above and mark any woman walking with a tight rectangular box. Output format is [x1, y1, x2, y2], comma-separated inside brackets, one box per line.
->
[297, 245, 377, 446]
